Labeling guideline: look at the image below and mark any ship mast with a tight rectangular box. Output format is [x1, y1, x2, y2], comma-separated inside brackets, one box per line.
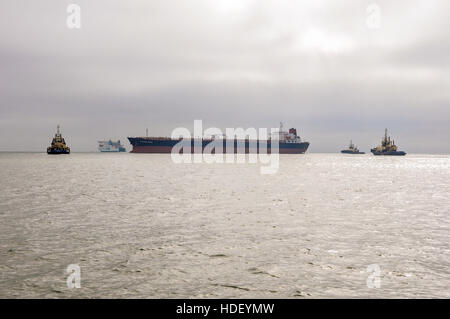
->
[54, 124, 63, 139]
[279, 122, 285, 141]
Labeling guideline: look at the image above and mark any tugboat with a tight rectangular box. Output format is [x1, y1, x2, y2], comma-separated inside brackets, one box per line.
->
[47, 125, 70, 154]
[371, 129, 406, 156]
[127, 122, 309, 154]
[341, 140, 365, 154]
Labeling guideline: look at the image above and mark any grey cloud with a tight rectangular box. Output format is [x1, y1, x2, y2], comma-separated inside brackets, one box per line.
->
[0, 0, 449, 153]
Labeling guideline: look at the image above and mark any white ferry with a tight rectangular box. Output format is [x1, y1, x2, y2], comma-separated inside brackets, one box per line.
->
[98, 140, 126, 152]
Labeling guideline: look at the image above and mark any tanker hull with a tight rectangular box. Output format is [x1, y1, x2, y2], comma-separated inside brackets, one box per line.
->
[128, 137, 309, 154]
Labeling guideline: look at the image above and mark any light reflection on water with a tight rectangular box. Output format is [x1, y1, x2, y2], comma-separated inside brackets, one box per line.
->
[0, 153, 449, 298]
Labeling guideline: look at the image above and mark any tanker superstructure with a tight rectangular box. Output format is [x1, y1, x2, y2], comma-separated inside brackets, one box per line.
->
[128, 124, 309, 154]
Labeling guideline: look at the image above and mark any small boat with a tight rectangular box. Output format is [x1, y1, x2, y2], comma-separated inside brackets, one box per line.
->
[47, 125, 70, 154]
[371, 129, 406, 156]
[341, 140, 365, 154]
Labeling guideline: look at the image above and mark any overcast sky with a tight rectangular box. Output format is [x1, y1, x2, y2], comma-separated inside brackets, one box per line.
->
[0, 0, 449, 152]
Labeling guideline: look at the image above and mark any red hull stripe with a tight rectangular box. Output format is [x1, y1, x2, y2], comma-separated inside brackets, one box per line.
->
[130, 145, 308, 154]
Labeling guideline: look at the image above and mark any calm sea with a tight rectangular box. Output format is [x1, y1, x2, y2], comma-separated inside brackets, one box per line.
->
[0, 152, 449, 298]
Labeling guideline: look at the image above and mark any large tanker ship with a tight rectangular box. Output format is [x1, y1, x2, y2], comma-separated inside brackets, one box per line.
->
[128, 124, 309, 154]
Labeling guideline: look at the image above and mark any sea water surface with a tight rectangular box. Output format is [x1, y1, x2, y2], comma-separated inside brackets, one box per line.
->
[0, 153, 449, 298]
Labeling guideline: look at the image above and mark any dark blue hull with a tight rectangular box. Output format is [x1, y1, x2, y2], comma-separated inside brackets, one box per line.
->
[341, 150, 365, 154]
[47, 148, 70, 154]
[128, 137, 309, 154]
[371, 149, 406, 156]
